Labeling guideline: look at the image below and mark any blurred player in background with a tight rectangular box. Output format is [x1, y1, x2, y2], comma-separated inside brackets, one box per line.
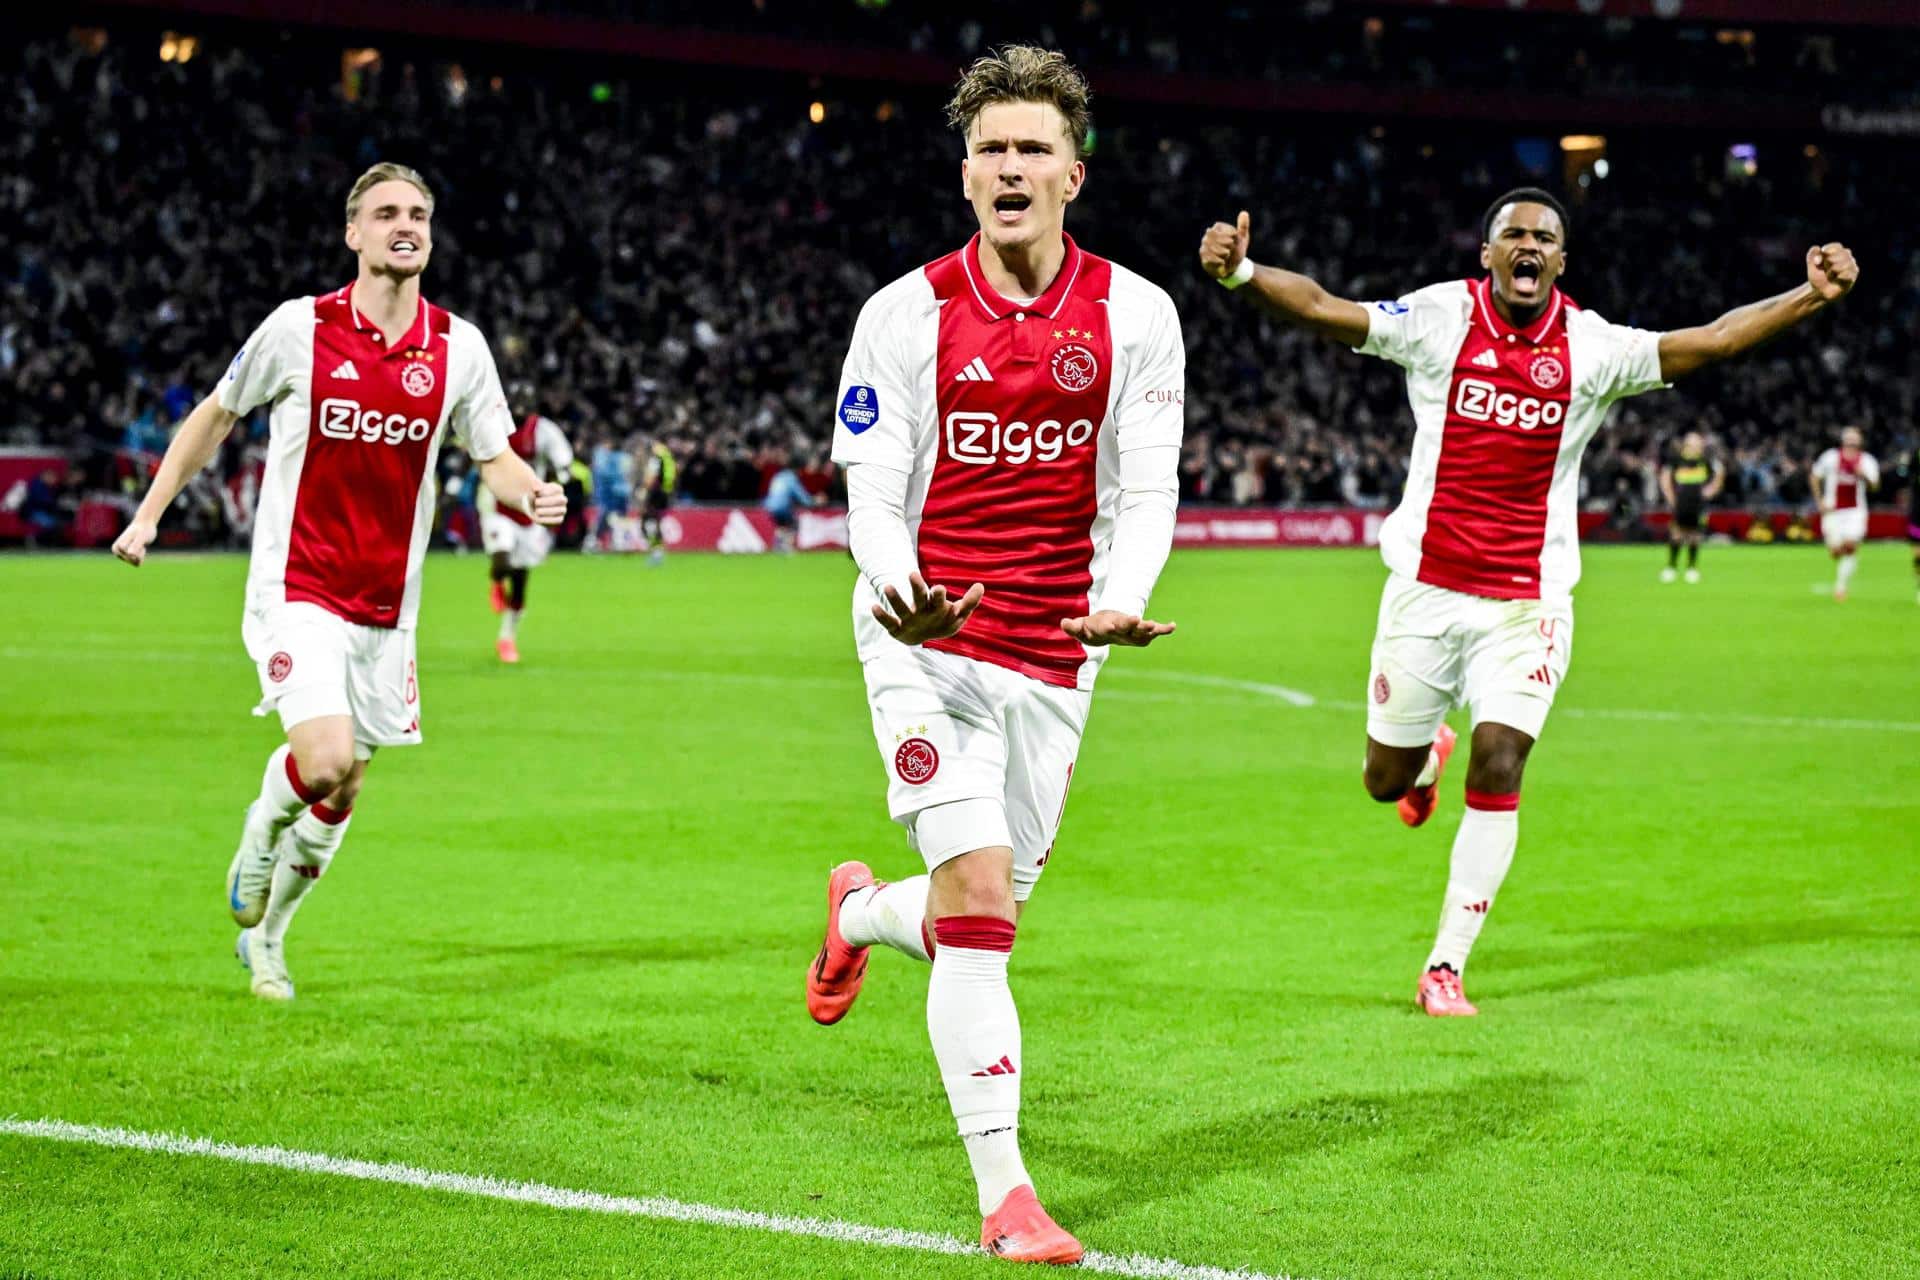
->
[1811, 426, 1879, 601]
[1200, 190, 1856, 1015]
[641, 436, 675, 565]
[806, 46, 1183, 1262]
[762, 449, 824, 553]
[1659, 430, 1723, 583]
[480, 388, 574, 663]
[1907, 448, 1920, 603]
[111, 163, 565, 1000]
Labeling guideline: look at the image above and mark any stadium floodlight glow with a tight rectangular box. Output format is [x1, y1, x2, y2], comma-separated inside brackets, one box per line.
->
[809, 101, 825, 124]
[1593, 158, 1610, 179]
[1559, 134, 1606, 152]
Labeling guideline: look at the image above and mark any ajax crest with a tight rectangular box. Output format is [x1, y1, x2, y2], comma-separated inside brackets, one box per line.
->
[1051, 343, 1098, 394]
[401, 361, 436, 397]
[268, 652, 294, 683]
[1372, 672, 1391, 705]
[894, 737, 939, 785]
[1527, 352, 1566, 391]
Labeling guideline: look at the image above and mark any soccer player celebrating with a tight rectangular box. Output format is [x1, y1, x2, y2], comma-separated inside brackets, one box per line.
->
[1659, 430, 1723, 583]
[1811, 426, 1880, 602]
[805, 46, 1183, 1262]
[1199, 188, 1856, 1015]
[480, 389, 575, 663]
[112, 163, 565, 1000]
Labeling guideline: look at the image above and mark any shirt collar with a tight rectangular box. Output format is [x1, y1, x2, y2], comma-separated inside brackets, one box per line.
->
[345, 282, 429, 353]
[960, 232, 1085, 322]
[1472, 276, 1564, 346]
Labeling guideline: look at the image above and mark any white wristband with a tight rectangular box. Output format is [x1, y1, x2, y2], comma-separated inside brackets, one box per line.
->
[1219, 257, 1256, 290]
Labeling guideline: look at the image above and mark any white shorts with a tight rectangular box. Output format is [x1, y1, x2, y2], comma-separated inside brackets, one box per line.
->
[481, 513, 554, 569]
[243, 602, 422, 758]
[1366, 572, 1572, 747]
[860, 627, 1090, 903]
[1822, 507, 1867, 550]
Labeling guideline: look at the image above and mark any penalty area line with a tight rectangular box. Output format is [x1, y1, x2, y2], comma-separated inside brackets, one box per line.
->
[0, 1118, 1309, 1280]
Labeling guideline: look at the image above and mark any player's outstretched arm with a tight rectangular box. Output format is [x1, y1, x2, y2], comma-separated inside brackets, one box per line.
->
[873, 571, 985, 646]
[1657, 243, 1858, 382]
[112, 394, 241, 566]
[1198, 210, 1371, 347]
[478, 451, 567, 526]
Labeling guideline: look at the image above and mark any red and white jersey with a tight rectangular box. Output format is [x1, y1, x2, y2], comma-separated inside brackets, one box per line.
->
[831, 233, 1184, 689]
[480, 414, 574, 526]
[1358, 279, 1666, 600]
[1811, 448, 1879, 511]
[219, 284, 513, 629]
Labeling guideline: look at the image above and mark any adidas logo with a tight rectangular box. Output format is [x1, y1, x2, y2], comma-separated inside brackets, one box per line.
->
[1464, 900, 1489, 914]
[331, 360, 361, 381]
[970, 1054, 1017, 1078]
[1527, 663, 1554, 685]
[1470, 349, 1500, 370]
[953, 356, 994, 382]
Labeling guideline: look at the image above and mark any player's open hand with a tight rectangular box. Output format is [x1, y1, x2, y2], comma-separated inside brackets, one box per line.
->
[1807, 242, 1858, 302]
[1198, 210, 1251, 280]
[873, 572, 984, 646]
[528, 481, 567, 526]
[111, 517, 158, 567]
[1060, 611, 1176, 647]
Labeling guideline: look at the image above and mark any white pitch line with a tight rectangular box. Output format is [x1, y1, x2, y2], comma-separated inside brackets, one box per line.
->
[0, 1118, 1306, 1280]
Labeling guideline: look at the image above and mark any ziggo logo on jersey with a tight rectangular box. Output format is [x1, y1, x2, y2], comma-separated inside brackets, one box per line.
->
[318, 397, 437, 445]
[945, 413, 1096, 465]
[1452, 379, 1567, 431]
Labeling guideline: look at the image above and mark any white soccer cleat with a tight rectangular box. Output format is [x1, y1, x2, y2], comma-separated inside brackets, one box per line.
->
[1659, 567, 1677, 583]
[226, 801, 283, 928]
[236, 928, 294, 1001]
[1683, 568, 1700, 585]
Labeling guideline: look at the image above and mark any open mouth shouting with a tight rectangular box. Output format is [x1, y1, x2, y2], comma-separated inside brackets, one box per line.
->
[991, 191, 1032, 226]
[388, 234, 424, 264]
[1510, 257, 1543, 298]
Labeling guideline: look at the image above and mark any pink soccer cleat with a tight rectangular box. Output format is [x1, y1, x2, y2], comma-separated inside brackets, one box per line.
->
[489, 580, 508, 614]
[496, 637, 520, 665]
[806, 861, 875, 1026]
[1397, 723, 1459, 828]
[981, 1185, 1083, 1265]
[1417, 965, 1478, 1017]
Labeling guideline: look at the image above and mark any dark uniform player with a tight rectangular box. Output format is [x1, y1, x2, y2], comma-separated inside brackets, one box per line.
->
[1660, 430, 1723, 583]
[640, 437, 675, 566]
[1904, 449, 1920, 603]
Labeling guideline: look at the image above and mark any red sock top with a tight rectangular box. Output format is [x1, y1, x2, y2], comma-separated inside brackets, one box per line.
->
[932, 915, 1016, 953]
[310, 801, 352, 825]
[1465, 789, 1521, 812]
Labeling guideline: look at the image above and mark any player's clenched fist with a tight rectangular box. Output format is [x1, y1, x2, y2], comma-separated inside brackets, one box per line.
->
[1198, 210, 1252, 279]
[1806, 242, 1858, 302]
[528, 481, 567, 526]
[112, 518, 158, 566]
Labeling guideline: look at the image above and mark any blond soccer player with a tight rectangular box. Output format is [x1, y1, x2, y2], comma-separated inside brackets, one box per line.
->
[113, 163, 565, 1000]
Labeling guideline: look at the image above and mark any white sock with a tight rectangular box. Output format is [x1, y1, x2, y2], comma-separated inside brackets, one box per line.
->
[1425, 794, 1519, 974]
[928, 915, 1029, 1215]
[1414, 744, 1442, 789]
[500, 608, 522, 640]
[260, 803, 351, 944]
[1836, 554, 1858, 593]
[260, 744, 316, 827]
[840, 876, 933, 962]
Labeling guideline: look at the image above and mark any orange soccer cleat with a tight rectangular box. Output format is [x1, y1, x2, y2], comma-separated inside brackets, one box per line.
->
[805, 861, 875, 1025]
[981, 1185, 1083, 1265]
[496, 637, 520, 665]
[1417, 964, 1478, 1017]
[1397, 723, 1459, 828]
[489, 579, 508, 614]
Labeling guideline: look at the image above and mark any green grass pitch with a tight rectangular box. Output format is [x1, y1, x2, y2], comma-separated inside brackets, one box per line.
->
[2, 543, 1916, 1279]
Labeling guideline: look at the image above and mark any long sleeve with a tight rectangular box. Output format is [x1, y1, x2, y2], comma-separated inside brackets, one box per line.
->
[845, 461, 918, 603]
[1092, 444, 1179, 618]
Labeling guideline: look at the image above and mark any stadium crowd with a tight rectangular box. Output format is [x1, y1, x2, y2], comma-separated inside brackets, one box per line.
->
[3, 24, 1915, 546]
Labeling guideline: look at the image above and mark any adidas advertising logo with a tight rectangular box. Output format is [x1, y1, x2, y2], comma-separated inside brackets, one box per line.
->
[1470, 349, 1500, 370]
[952, 356, 994, 382]
[331, 360, 361, 381]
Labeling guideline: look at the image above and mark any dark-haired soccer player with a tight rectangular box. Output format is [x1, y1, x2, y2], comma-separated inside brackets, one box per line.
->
[808, 45, 1183, 1263]
[1200, 186, 1857, 1015]
[1659, 430, 1723, 583]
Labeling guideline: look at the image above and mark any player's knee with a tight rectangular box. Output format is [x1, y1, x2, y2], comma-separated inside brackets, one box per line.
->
[292, 744, 355, 798]
[1362, 762, 1410, 803]
[327, 766, 367, 809]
